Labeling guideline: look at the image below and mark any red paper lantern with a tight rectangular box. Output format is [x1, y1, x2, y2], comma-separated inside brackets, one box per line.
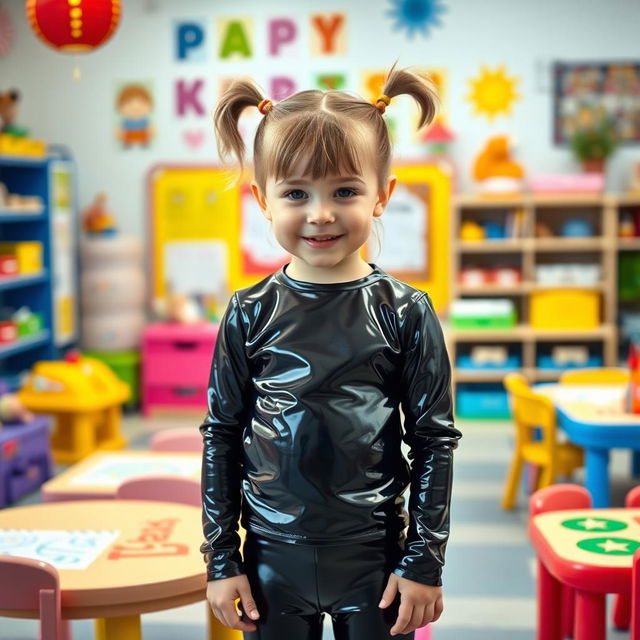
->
[26, 0, 121, 54]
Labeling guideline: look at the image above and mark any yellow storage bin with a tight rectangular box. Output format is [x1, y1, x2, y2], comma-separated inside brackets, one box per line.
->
[0, 242, 43, 274]
[531, 289, 600, 329]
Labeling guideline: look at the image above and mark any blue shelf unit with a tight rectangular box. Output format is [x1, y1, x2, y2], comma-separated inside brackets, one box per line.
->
[0, 151, 78, 383]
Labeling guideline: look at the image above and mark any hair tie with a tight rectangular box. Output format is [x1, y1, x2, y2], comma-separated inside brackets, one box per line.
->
[375, 94, 391, 114]
[258, 99, 273, 115]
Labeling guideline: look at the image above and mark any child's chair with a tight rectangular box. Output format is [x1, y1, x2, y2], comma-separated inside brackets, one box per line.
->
[632, 549, 640, 640]
[529, 484, 592, 639]
[116, 474, 201, 507]
[115, 475, 241, 640]
[502, 373, 584, 510]
[612, 485, 640, 631]
[150, 427, 202, 452]
[559, 367, 630, 385]
[0, 555, 69, 640]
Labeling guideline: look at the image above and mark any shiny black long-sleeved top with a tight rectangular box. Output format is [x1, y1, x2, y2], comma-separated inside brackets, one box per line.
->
[200, 263, 461, 587]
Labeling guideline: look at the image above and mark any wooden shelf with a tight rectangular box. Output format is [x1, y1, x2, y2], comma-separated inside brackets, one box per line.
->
[533, 237, 606, 251]
[446, 324, 615, 342]
[617, 238, 640, 251]
[458, 240, 525, 252]
[456, 282, 605, 295]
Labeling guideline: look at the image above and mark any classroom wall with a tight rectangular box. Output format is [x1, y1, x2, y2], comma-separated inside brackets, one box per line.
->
[1, 0, 639, 240]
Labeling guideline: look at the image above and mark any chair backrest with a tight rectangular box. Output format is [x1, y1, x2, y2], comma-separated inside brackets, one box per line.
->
[503, 373, 557, 449]
[529, 484, 593, 517]
[150, 428, 202, 453]
[559, 367, 630, 385]
[632, 549, 640, 640]
[116, 474, 202, 507]
[626, 485, 640, 508]
[0, 556, 62, 640]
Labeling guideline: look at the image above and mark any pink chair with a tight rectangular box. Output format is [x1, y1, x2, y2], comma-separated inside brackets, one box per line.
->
[0, 555, 70, 640]
[612, 485, 640, 630]
[529, 484, 593, 639]
[149, 427, 202, 452]
[415, 624, 431, 639]
[632, 549, 640, 640]
[116, 475, 201, 507]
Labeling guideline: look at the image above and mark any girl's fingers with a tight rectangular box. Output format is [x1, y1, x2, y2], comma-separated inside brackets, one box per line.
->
[432, 596, 444, 622]
[390, 600, 413, 635]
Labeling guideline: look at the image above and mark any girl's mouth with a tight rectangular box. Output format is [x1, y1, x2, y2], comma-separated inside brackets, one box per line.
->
[302, 235, 343, 248]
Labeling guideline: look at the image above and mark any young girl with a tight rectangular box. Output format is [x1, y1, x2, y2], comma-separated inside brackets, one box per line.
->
[200, 65, 462, 640]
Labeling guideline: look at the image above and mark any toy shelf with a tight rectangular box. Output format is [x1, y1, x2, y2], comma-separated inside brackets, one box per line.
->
[449, 192, 627, 418]
[0, 150, 78, 381]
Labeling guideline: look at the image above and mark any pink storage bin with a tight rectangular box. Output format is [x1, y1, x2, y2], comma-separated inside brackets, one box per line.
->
[529, 173, 604, 193]
[142, 323, 218, 416]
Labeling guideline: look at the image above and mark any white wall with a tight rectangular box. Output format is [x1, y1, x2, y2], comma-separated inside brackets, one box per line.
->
[1, 0, 639, 240]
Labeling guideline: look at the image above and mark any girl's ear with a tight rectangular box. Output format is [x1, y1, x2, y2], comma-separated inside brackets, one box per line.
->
[373, 174, 397, 217]
[250, 181, 271, 220]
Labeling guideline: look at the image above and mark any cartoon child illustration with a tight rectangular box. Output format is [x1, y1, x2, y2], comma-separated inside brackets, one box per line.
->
[115, 84, 154, 148]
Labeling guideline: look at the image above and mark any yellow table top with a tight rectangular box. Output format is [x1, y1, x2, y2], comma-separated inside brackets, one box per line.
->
[0, 500, 209, 618]
[532, 508, 640, 568]
[42, 451, 201, 498]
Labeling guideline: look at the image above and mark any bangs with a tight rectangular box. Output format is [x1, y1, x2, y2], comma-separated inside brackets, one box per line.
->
[262, 113, 369, 183]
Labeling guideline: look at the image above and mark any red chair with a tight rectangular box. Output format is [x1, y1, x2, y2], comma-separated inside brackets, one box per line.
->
[612, 485, 640, 630]
[632, 549, 640, 640]
[116, 474, 201, 506]
[0, 555, 70, 640]
[149, 427, 202, 452]
[529, 484, 592, 639]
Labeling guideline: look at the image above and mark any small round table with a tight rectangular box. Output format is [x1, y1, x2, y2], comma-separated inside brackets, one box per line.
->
[0, 500, 215, 639]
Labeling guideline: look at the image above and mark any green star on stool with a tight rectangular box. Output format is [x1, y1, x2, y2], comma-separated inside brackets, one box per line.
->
[562, 518, 628, 532]
[577, 537, 640, 556]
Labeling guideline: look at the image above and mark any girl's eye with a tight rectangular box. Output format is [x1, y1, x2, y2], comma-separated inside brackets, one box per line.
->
[335, 188, 357, 198]
[285, 189, 308, 200]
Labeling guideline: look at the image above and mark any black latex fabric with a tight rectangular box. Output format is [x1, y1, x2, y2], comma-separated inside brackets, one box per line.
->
[200, 263, 462, 587]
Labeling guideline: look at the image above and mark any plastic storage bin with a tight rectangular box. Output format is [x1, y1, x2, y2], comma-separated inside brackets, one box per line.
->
[456, 383, 511, 419]
[451, 299, 517, 330]
[530, 289, 600, 329]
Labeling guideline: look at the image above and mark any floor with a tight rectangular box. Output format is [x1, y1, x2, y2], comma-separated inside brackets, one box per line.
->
[1, 412, 638, 639]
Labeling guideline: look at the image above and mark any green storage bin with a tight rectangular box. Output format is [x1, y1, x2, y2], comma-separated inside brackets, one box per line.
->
[451, 299, 517, 330]
[83, 349, 140, 409]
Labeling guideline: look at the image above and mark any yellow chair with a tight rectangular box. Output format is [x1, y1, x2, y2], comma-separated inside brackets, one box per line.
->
[501, 373, 584, 510]
[559, 367, 630, 385]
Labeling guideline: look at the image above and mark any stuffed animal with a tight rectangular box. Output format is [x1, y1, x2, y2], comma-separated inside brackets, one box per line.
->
[0, 89, 29, 137]
[0, 392, 34, 429]
[473, 135, 525, 194]
[82, 192, 118, 236]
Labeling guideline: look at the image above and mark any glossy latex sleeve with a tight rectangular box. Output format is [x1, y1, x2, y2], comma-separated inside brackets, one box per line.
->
[393, 294, 461, 587]
[200, 293, 252, 581]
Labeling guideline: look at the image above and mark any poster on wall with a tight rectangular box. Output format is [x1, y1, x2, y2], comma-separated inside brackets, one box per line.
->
[366, 182, 430, 279]
[554, 61, 640, 144]
[114, 81, 155, 149]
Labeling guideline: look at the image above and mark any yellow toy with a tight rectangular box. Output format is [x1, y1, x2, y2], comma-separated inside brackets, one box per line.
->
[473, 135, 525, 195]
[18, 351, 130, 463]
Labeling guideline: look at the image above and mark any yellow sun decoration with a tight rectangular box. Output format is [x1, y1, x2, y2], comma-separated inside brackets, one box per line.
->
[467, 65, 519, 120]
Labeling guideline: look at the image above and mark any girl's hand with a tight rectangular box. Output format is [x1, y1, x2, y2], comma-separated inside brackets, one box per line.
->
[206, 575, 260, 632]
[379, 572, 443, 636]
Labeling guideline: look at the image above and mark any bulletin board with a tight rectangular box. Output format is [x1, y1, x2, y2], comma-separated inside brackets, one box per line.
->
[147, 163, 451, 313]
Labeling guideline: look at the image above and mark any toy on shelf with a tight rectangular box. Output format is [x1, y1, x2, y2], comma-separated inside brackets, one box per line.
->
[82, 192, 117, 236]
[0, 241, 42, 274]
[17, 351, 130, 463]
[450, 298, 517, 329]
[152, 291, 204, 324]
[0, 89, 46, 156]
[472, 135, 525, 195]
[460, 220, 485, 241]
[421, 119, 457, 188]
[560, 217, 594, 238]
[457, 345, 520, 371]
[0, 182, 43, 212]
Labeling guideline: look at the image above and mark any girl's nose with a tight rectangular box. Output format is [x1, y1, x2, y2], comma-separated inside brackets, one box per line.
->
[306, 203, 335, 223]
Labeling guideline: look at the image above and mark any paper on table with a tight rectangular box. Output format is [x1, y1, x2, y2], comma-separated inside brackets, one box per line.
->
[0, 529, 120, 570]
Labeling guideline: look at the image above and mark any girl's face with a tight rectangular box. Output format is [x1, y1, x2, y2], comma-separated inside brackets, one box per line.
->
[251, 159, 396, 281]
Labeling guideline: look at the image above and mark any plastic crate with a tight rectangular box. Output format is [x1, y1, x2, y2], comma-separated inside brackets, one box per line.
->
[456, 383, 511, 419]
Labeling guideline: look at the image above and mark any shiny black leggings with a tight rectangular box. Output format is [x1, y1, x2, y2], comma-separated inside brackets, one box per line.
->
[241, 531, 415, 640]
